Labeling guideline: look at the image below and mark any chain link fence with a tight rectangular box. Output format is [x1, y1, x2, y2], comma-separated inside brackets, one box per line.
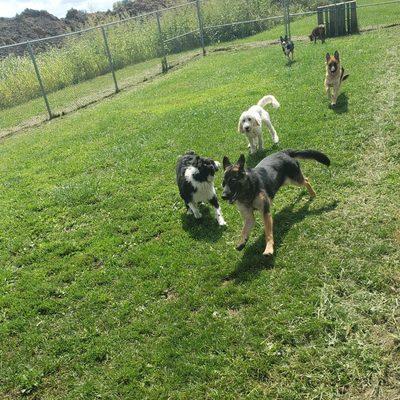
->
[0, 0, 399, 137]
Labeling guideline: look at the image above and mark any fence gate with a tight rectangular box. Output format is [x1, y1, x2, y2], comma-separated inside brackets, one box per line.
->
[317, 1, 358, 37]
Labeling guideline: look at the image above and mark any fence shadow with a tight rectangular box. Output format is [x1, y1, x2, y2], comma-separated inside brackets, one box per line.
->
[226, 195, 339, 283]
[181, 207, 226, 242]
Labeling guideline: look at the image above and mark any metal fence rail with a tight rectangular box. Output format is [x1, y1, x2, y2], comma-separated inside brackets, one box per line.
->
[358, 0, 400, 6]
[0, 0, 399, 136]
[204, 15, 285, 31]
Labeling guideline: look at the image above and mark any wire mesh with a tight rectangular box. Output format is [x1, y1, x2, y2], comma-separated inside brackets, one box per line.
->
[28, 29, 116, 117]
[0, 43, 48, 135]
[357, 0, 400, 29]
[161, 2, 201, 55]
[0, 0, 399, 138]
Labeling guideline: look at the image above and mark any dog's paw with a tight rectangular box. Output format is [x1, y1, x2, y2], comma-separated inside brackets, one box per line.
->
[236, 242, 247, 251]
[263, 245, 274, 257]
[217, 217, 226, 226]
[193, 212, 202, 219]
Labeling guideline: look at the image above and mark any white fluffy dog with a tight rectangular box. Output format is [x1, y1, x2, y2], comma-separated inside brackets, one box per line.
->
[238, 95, 280, 154]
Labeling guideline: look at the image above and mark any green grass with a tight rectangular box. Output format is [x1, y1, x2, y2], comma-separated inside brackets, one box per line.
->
[0, 58, 161, 132]
[0, 51, 197, 133]
[1, 0, 399, 134]
[0, 0, 280, 110]
[237, 0, 400, 43]
[0, 23, 399, 399]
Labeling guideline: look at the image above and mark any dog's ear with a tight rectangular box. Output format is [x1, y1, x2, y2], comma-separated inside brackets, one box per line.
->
[284, 35, 288, 41]
[280, 36, 283, 41]
[325, 52, 331, 62]
[237, 116, 244, 133]
[254, 115, 261, 127]
[334, 50, 339, 61]
[237, 154, 245, 170]
[223, 156, 231, 171]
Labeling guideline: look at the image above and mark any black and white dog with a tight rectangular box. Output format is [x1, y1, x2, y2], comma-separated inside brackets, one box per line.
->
[176, 151, 226, 226]
[280, 35, 294, 61]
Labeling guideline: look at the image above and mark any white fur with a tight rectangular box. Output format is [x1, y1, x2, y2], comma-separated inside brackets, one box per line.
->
[238, 95, 280, 154]
[184, 166, 226, 225]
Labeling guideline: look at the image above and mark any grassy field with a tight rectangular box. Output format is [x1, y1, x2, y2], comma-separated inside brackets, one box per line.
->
[0, 20, 399, 400]
[1, 0, 399, 135]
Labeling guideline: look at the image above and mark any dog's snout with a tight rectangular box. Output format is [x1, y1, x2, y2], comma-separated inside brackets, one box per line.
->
[245, 126, 250, 132]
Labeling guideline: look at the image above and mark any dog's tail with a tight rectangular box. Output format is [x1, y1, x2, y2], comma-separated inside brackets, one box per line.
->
[285, 149, 330, 166]
[257, 95, 280, 109]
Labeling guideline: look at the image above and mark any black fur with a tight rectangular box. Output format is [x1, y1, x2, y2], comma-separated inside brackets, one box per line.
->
[222, 149, 330, 207]
[176, 151, 220, 211]
[280, 35, 294, 58]
[309, 25, 326, 43]
[284, 149, 330, 166]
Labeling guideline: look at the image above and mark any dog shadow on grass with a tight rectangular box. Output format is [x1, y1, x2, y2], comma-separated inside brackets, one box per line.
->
[181, 207, 225, 242]
[246, 144, 280, 168]
[227, 195, 339, 283]
[331, 93, 348, 114]
[286, 59, 297, 67]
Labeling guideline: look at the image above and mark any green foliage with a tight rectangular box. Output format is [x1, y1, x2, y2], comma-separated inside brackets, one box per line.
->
[0, 0, 295, 110]
[0, 22, 399, 398]
[0, 0, 398, 111]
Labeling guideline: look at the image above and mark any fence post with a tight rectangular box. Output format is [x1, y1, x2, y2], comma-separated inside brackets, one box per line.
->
[324, 7, 330, 36]
[317, 6, 324, 26]
[101, 26, 119, 93]
[283, 0, 288, 37]
[195, 0, 206, 56]
[350, 1, 359, 33]
[156, 12, 168, 73]
[27, 43, 53, 120]
[283, 0, 290, 39]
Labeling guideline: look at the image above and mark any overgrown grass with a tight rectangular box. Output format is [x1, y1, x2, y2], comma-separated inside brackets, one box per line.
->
[0, 24, 399, 399]
[1, 0, 398, 112]
[1, 0, 399, 134]
[0, 0, 280, 109]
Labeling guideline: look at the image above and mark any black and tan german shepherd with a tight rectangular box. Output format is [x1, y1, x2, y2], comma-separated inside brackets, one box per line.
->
[325, 51, 349, 107]
[222, 150, 330, 256]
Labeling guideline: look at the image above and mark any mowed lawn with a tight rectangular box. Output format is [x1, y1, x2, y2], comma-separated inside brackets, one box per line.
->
[1, 25, 399, 399]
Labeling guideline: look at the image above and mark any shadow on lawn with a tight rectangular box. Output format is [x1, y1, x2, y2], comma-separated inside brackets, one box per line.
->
[181, 206, 225, 242]
[285, 59, 297, 67]
[331, 93, 348, 114]
[227, 195, 339, 283]
[245, 144, 280, 168]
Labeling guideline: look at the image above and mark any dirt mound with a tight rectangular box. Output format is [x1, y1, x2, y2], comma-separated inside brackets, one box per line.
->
[0, 1, 181, 56]
[0, 9, 69, 47]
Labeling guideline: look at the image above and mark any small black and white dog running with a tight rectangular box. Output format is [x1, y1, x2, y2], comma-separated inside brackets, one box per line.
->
[176, 151, 226, 226]
[280, 35, 294, 61]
